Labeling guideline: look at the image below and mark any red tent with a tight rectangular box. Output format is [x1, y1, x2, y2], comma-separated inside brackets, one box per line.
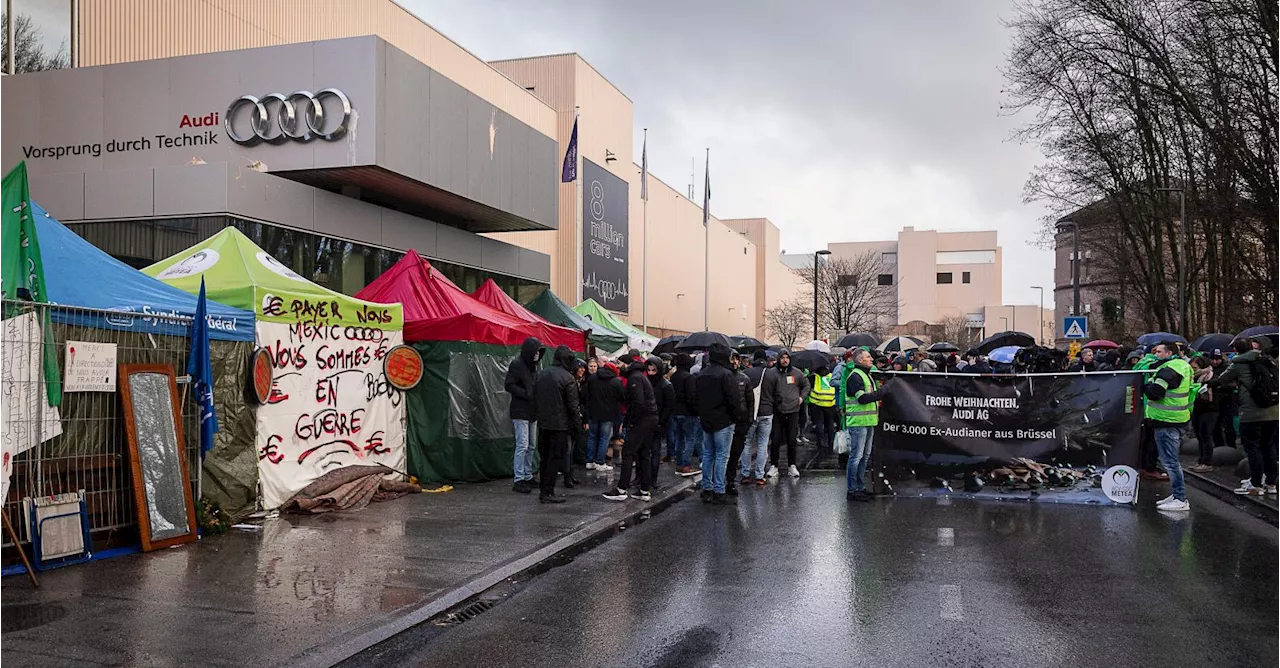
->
[472, 279, 551, 323]
[357, 251, 585, 350]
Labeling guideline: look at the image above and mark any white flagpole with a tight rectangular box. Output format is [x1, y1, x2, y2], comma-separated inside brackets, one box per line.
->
[574, 107, 583, 304]
[641, 128, 648, 335]
[703, 147, 709, 332]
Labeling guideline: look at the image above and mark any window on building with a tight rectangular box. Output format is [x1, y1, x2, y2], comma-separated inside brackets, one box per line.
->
[837, 274, 856, 287]
[937, 272, 953, 284]
[962, 271, 971, 284]
[881, 252, 897, 263]
[877, 274, 894, 286]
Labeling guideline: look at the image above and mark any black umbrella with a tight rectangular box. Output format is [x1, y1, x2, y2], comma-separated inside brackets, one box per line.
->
[877, 336, 923, 354]
[675, 331, 732, 351]
[1236, 325, 1279, 353]
[1136, 331, 1187, 347]
[1190, 333, 1234, 354]
[652, 335, 685, 356]
[972, 331, 1035, 355]
[786, 349, 832, 371]
[729, 335, 768, 353]
[927, 342, 960, 353]
[835, 332, 878, 349]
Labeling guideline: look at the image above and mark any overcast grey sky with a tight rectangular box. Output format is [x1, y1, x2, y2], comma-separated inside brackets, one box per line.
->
[405, 0, 1054, 309]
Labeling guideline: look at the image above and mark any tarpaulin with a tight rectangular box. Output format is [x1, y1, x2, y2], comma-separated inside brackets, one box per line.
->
[573, 298, 658, 352]
[524, 289, 629, 354]
[31, 201, 254, 341]
[470, 279, 586, 352]
[876, 372, 1143, 468]
[407, 340, 529, 483]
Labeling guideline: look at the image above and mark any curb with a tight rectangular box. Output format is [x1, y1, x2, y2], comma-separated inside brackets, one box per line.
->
[288, 475, 698, 668]
[1184, 469, 1278, 526]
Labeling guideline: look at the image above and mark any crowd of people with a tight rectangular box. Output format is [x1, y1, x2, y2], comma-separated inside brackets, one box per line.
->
[505, 339, 906, 504]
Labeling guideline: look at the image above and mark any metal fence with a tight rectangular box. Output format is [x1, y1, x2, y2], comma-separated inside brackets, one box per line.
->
[2, 300, 200, 549]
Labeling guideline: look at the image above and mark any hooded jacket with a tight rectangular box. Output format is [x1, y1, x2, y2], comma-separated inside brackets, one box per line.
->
[694, 344, 743, 432]
[766, 354, 810, 414]
[623, 359, 659, 425]
[733, 363, 756, 425]
[648, 357, 677, 426]
[504, 337, 542, 421]
[670, 353, 699, 416]
[1211, 350, 1278, 423]
[533, 346, 580, 431]
[745, 365, 774, 417]
[585, 364, 625, 422]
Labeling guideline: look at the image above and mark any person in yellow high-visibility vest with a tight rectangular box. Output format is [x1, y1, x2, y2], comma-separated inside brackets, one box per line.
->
[807, 363, 838, 454]
[1144, 341, 1193, 511]
[843, 348, 895, 501]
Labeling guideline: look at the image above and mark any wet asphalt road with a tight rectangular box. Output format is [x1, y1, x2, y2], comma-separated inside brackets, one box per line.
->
[347, 476, 1278, 668]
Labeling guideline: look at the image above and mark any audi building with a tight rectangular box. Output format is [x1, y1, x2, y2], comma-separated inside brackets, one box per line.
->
[1, 35, 558, 301]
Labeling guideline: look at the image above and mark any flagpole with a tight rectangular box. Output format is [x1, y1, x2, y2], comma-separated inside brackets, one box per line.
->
[703, 147, 709, 332]
[574, 107, 583, 304]
[641, 128, 648, 335]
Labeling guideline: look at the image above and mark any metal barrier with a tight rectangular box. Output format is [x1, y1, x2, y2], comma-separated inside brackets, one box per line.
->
[2, 300, 200, 549]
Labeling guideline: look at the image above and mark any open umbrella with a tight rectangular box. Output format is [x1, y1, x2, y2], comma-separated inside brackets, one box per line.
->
[927, 342, 960, 353]
[877, 336, 922, 354]
[1136, 332, 1187, 346]
[835, 332, 878, 349]
[676, 331, 732, 351]
[729, 335, 768, 353]
[972, 331, 1034, 355]
[652, 335, 685, 355]
[1190, 333, 1234, 354]
[1084, 339, 1119, 350]
[988, 345, 1021, 364]
[803, 339, 831, 353]
[1236, 325, 1279, 352]
[787, 349, 832, 371]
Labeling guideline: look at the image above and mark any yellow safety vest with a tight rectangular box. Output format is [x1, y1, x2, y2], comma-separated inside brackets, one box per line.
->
[809, 374, 836, 407]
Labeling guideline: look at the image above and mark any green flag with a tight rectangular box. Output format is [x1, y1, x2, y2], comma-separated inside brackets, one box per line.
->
[3, 162, 62, 406]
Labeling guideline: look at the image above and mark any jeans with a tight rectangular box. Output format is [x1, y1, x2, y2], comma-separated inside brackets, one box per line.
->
[1153, 427, 1186, 502]
[740, 415, 773, 479]
[1240, 420, 1279, 487]
[673, 415, 702, 467]
[845, 426, 874, 492]
[700, 425, 735, 493]
[1191, 409, 1217, 466]
[618, 416, 657, 493]
[537, 430, 569, 496]
[512, 419, 535, 482]
[587, 420, 613, 465]
[769, 411, 800, 468]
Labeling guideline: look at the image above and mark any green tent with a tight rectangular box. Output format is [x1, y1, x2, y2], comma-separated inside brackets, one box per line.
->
[573, 298, 659, 353]
[525, 290, 628, 354]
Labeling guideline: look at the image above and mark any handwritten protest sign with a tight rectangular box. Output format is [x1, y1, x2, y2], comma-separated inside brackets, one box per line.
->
[2, 313, 64, 499]
[64, 341, 118, 392]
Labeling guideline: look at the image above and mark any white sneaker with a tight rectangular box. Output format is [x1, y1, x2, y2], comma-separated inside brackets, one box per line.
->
[766, 465, 779, 478]
[1267, 485, 1278, 496]
[586, 462, 597, 471]
[1161, 499, 1190, 511]
[1156, 495, 1177, 507]
[597, 463, 613, 471]
[1234, 482, 1264, 496]
[630, 490, 651, 502]
[788, 465, 801, 478]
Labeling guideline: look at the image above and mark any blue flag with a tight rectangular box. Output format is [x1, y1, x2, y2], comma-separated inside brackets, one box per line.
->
[561, 116, 578, 183]
[188, 278, 219, 459]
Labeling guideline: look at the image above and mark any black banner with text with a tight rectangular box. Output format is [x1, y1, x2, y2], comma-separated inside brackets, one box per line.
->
[581, 158, 629, 312]
[876, 372, 1143, 468]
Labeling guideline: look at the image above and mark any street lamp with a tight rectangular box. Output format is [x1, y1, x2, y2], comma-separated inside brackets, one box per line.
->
[813, 250, 831, 340]
[1156, 186, 1187, 337]
[1056, 220, 1080, 319]
[1031, 286, 1045, 344]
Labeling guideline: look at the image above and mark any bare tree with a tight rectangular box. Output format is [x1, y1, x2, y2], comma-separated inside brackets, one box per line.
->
[1, 13, 69, 73]
[764, 299, 808, 348]
[795, 251, 898, 338]
[936, 314, 982, 350]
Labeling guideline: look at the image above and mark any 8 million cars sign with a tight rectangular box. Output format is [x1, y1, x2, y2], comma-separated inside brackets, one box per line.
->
[581, 159, 629, 312]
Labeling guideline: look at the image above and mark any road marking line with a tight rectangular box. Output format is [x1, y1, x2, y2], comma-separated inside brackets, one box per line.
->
[940, 585, 964, 620]
[937, 528, 954, 546]
[937, 496, 951, 506]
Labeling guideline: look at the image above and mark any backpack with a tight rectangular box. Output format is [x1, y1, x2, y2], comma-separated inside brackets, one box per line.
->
[1246, 356, 1279, 408]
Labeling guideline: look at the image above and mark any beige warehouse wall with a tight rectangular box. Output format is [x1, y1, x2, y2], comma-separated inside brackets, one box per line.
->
[77, 0, 558, 138]
[725, 218, 808, 341]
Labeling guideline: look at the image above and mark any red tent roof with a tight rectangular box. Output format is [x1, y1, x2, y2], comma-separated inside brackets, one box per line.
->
[356, 251, 585, 350]
[471, 279, 545, 322]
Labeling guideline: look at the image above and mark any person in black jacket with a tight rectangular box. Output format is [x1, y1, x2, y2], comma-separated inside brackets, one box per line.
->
[604, 355, 659, 502]
[505, 337, 542, 493]
[648, 356, 676, 485]
[585, 360, 624, 470]
[532, 345, 579, 504]
[670, 353, 702, 476]
[726, 352, 756, 497]
[695, 343, 743, 504]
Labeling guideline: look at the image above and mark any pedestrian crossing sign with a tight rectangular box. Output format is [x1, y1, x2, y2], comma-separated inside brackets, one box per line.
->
[1063, 316, 1087, 339]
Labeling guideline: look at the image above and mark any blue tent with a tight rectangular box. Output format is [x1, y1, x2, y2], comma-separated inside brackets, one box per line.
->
[30, 201, 254, 341]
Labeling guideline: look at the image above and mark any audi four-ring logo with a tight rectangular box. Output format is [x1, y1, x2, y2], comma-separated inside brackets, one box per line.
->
[223, 88, 352, 146]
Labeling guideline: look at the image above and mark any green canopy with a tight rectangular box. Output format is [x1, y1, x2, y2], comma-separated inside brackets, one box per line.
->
[573, 298, 658, 353]
[143, 227, 402, 330]
[525, 290, 628, 353]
